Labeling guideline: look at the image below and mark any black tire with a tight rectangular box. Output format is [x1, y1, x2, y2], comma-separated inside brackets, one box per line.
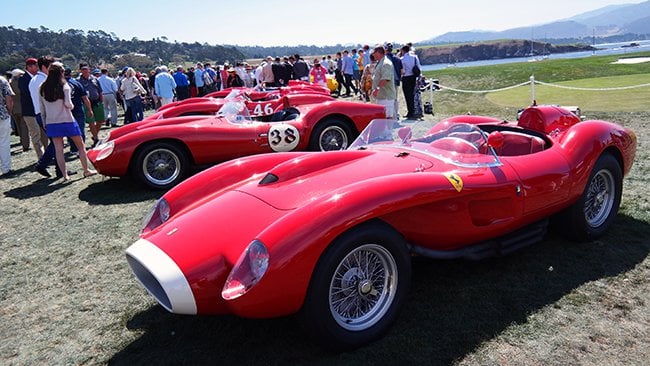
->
[309, 118, 354, 151]
[562, 153, 622, 241]
[299, 221, 411, 351]
[132, 142, 189, 190]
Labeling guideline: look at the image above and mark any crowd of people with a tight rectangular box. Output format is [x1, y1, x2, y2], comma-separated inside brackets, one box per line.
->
[0, 42, 425, 179]
[1, 56, 97, 179]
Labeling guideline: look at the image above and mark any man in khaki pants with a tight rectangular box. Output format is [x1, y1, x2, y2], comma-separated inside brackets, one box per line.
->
[18, 57, 47, 160]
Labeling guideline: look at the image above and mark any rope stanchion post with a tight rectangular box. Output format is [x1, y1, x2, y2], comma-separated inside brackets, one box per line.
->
[530, 75, 535, 105]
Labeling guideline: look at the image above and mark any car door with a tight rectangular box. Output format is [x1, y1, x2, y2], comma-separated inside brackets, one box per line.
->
[499, 148, 571, 218]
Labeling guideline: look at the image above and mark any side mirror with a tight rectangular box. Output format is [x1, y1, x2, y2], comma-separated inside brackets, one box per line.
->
[487, 131, 504, 148]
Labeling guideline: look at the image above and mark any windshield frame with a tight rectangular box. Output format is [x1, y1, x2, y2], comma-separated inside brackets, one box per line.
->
[216, 90, 254, 124]
[349, 119, 502, 168]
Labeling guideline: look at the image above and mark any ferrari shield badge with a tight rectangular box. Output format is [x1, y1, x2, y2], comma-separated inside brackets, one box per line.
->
[444, 173, 463, 192]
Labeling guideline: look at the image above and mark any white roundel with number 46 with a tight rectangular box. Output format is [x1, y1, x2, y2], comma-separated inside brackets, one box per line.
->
[268, 124, 300, 152]
[252, 103, 274, 116]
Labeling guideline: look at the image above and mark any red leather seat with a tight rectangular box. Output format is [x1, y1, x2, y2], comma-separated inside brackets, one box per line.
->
[494, 131, 545, 156]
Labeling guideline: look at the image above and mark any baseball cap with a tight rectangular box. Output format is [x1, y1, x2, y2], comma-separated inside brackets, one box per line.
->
[26, 58, 38, 65]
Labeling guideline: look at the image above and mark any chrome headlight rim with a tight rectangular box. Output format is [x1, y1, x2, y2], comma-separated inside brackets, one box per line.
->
[221, 240, 269, 300]
[141, 198, 171, 233]
[95, 141, 115, 160]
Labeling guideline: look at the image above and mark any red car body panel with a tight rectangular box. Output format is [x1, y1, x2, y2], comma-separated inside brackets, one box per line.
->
[156, 84, 330, 113]
[146, 93, 335, 120]
[126, 105, 636, 319]
[88, 98, 386, 179]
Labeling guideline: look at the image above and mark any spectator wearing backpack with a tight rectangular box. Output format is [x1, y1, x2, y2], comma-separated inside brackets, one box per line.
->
[400, 44, 421, 119]
[203, 63, 217, 93]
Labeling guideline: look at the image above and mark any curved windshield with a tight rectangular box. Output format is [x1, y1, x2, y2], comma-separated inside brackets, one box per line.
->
[217, 90, 252, 124]
[349, 119, 500, 167]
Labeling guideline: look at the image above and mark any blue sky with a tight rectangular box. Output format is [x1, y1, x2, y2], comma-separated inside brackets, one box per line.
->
[3, 0, 643, 46]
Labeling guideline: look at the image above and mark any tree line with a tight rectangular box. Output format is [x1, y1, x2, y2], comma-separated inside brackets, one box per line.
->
[0, 26, 246, 73]
[1, 26, 378, 74]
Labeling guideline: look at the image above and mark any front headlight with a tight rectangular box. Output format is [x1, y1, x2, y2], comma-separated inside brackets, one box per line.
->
[95, 141, 114, 160]
[222, 240, 269, 300]
[141, 198, 170, 233]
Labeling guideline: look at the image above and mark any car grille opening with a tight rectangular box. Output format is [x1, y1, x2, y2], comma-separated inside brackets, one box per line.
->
[126, 254, 172, 311]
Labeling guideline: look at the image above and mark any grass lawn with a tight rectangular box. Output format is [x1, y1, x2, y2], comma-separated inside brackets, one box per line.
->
[1, 53, 648, 365]
[486, 73, 650, 112]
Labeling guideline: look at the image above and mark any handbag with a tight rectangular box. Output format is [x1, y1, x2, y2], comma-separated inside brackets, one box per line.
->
[412, 59, 421, 77]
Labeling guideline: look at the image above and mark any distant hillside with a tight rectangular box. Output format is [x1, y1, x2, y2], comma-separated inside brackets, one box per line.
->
[416, 40, 594, 65]
[573, 0, 650, 29]
[425, 1, 650, 43]
[623, 15, 650, 34]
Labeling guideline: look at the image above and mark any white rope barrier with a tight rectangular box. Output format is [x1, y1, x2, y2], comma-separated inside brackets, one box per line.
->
[534, 80, 650, 91]
[437, 81, 531, 94]
[435, 78, 650, 94]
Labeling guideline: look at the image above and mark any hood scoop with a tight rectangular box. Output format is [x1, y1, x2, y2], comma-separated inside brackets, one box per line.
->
[259, 173, 279, 185]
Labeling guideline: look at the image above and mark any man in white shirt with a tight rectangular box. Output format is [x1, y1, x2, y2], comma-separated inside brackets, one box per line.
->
[98, 69, 119, 127]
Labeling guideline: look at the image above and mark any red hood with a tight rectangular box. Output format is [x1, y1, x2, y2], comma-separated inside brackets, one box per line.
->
[234, 148, 445, 210]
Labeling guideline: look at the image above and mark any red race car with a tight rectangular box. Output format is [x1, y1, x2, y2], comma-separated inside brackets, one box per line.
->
[146, 91, 335, 121]
[125, 105, 636, 349]
[88, 92, 386, 189]
[150, 83, 331, 118]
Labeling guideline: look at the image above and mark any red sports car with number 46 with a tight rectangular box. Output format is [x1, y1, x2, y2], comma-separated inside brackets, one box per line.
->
[125, 106, 635, 349]
[144, 92, 335, 121]
[88, 91, 385, 189]
[146, 84, 332, 120]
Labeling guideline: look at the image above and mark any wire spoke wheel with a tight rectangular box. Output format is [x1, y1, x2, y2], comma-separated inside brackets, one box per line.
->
[300, 222, 410, 350]
[562, 153, 622, 242]
[134, 142, 188, 189]
[319, 125, 348, 151]
[584, 169, 615, 228]
[328, 244, 397, 331]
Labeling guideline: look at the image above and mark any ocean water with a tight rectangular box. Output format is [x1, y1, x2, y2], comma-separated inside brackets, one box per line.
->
[421, 40, 650, 71]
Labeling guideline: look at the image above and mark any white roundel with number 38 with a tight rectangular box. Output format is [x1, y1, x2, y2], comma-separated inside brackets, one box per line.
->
[268, 124, 300, 152]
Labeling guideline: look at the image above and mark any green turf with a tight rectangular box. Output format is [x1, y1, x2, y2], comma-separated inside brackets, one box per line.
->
[486, 73, 650, 112]
[422, 50, 650, 115]
[424, 50, 650, 90]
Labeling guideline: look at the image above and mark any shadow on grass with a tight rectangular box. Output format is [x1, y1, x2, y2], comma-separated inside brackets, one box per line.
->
[79, 178, 163, 205]
[3, 176, 72, 198]
[110, 214, 650, 365]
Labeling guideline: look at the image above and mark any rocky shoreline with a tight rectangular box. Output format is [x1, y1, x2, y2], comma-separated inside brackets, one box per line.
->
[417, 40, 595, 65]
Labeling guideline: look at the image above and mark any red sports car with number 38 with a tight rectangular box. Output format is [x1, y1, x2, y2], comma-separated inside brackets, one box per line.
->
[125, 105, 636, 350]
[88, 91, 385, 189]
